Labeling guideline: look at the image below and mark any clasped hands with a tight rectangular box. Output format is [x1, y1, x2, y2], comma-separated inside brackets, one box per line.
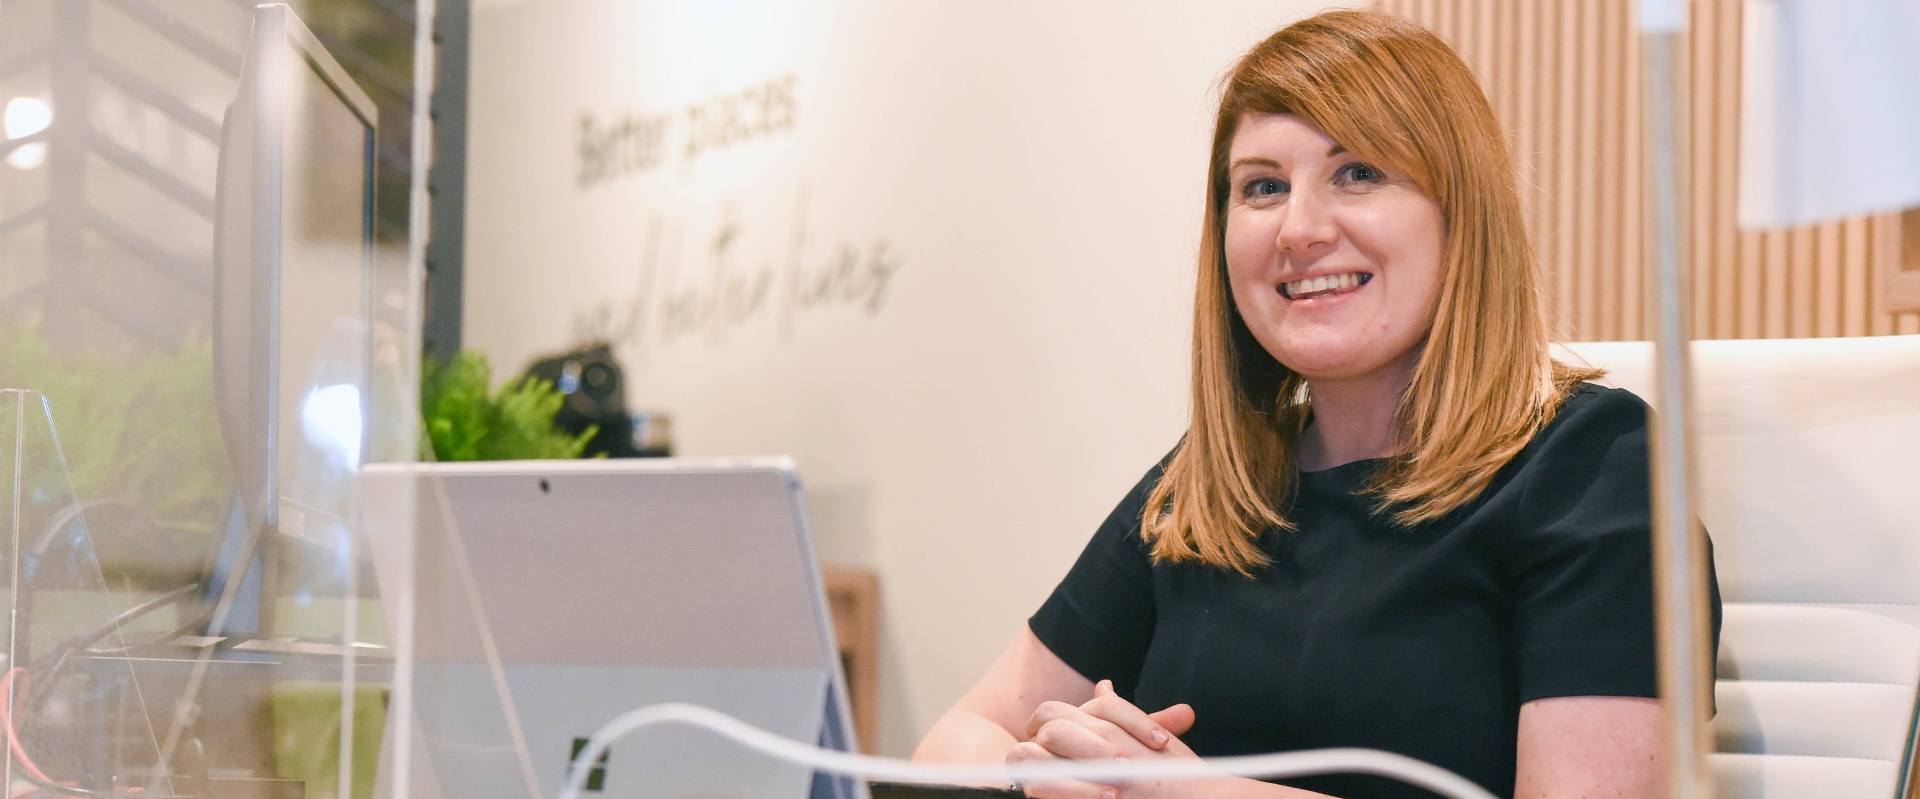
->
[1006, 679, 1209, 799]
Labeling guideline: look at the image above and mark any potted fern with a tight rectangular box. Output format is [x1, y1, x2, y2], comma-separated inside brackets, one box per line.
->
[419, 351, 597, 461]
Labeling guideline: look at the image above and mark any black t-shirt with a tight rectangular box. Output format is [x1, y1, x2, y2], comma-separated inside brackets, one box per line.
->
[1028, 385, 1721, 799]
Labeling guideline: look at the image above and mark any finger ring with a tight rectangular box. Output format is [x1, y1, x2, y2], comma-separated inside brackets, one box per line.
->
[1006, 780, 1026, 796]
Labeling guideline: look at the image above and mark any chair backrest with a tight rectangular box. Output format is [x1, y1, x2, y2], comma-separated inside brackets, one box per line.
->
[1555, 336, 1920, 798]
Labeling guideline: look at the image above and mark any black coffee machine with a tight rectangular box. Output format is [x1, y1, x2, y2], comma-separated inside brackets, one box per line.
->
[523, 342, 671, 458]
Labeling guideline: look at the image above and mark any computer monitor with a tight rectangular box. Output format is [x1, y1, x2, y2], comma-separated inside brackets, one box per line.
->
[210, 2, 377, 638]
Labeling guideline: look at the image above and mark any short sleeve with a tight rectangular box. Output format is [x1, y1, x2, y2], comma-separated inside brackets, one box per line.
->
[1508, 388, 1723, 704]
[1027, 460, 1165, 697]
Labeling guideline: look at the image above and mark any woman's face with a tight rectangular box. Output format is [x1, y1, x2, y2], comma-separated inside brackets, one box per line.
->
[1222, 113, 1445, 384]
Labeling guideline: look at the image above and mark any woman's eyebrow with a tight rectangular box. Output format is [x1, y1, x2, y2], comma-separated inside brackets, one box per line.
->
[1229, 146, 1348, 173]
[1229, 157, 1282, 172]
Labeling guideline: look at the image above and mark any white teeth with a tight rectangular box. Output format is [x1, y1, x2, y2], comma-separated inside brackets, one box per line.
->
[1286, 272, 1366, 298]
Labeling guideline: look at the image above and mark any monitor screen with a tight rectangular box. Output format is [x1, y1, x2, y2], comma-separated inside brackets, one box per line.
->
[275, 25, 374, 550]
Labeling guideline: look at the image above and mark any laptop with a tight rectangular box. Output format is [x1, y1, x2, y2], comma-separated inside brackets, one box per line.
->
[364, 458, 867, 798]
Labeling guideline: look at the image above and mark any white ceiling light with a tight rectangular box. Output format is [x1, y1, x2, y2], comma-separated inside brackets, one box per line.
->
[4, 142, 46, 170]
[4, 97, 53, 170]
[4, 97, 52, 140]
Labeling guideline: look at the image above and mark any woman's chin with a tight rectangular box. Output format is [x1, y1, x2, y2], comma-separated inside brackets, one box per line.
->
[1275, 348, 1396, 383]
[1271, 341, 1363, 376]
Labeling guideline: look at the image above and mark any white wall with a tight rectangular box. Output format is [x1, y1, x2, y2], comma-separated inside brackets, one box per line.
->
[463, 0, 1340, 756]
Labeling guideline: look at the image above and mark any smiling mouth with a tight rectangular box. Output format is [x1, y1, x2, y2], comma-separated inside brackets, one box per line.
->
[1280, 272, 1373, 301]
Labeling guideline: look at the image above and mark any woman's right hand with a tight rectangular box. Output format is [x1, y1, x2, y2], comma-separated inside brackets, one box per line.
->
[1007, 680, 1197, 798]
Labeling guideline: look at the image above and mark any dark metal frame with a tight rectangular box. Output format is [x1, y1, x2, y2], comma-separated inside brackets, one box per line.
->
[423, 0, 468, 364]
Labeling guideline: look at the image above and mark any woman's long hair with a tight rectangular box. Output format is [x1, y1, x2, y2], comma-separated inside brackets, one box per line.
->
[1142, 10, 1600, 575]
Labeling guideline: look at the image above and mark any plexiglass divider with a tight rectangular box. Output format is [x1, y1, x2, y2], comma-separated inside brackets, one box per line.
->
[0, 377, 428, 799]
[0, 360, 396, 798]
[2, 388, 169, 796]
[362, 463, 538, 799]
[0, 0, 441, 794]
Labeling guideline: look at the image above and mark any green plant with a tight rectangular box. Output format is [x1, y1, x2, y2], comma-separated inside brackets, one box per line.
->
[0, 322, 230, 536]
[420, 351, 596, 461]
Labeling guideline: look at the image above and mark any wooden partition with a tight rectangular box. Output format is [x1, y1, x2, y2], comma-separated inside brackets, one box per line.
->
[824, 567, 880, 752]
[1376, 0, 1920, 340]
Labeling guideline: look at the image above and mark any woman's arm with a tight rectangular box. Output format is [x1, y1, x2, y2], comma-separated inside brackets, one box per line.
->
[913, 626, 1098, 765]
[1513, 696, 1664, 798]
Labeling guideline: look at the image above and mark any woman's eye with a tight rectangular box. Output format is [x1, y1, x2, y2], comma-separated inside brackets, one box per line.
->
[1336, 163, 1383, 184]
[1243, 177, 1288, 198]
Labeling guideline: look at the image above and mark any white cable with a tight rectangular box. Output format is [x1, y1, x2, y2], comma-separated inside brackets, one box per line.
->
[557, 702, 1498, 799]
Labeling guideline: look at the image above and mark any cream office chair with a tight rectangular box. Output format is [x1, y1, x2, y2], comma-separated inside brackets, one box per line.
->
[1556, 336, 1920, 798]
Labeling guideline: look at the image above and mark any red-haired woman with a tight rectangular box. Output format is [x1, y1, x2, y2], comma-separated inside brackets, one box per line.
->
[914, 10, 1720, 799]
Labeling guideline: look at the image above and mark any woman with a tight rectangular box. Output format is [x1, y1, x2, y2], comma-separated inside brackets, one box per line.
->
[913, 10, 1720, 799]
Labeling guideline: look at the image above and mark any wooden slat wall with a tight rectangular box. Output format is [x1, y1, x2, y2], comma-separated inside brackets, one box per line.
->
[1374, 0, 1920, 339]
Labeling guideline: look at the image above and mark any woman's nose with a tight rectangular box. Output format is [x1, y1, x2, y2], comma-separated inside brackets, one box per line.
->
[1275, 190, 1337, 255]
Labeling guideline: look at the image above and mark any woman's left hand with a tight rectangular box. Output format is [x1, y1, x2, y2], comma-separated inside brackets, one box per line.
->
[1014, 680, 1213, 798]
